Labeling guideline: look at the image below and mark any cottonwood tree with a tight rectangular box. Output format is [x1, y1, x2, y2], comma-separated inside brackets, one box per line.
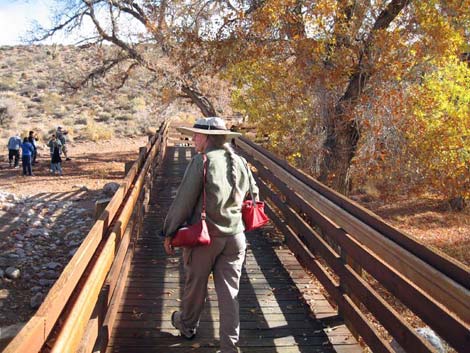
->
[35, 0, 470, 197]
[214, 0, 469, 194]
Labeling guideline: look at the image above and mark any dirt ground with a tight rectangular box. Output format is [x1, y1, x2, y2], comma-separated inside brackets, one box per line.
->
[0, 136, 149, 196]
[354, 193, 470, 267]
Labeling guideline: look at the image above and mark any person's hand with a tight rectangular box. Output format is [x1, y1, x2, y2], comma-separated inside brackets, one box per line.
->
[164, 237, 175, 255]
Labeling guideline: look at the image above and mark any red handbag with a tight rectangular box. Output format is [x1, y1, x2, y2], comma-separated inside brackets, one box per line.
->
[242, 200, 269, 231]
[171, 155, 211, 247]
[241, 161, 269, 231]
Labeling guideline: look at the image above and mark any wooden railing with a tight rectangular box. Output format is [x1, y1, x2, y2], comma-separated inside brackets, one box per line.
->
[234, 137, 469, 353]
[4, 121, 170, 353]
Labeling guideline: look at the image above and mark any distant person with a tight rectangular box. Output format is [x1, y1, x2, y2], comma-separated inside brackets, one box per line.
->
[28, 131, 38, 165]
[49, 135, 63, 176]
[47, 134, 62, 172]
[56, 126, 71, 161]
[7, 133, 21, 168]
[21, 137, 34, 176]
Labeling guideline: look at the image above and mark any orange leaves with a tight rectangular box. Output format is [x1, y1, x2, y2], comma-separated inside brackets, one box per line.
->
[223, 0, 469, 199]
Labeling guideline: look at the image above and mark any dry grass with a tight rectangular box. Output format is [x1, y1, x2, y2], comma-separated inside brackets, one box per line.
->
[82, 119, 113, 142]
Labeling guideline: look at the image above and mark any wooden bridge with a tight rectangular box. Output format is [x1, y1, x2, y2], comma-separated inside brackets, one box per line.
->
[3, 122, 469, 353]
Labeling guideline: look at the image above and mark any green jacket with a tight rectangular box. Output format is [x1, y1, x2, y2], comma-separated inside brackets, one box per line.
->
[163, 146, 259, 238]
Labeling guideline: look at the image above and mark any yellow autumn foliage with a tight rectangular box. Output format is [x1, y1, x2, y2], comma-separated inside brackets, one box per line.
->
[406, 58, 470, 199]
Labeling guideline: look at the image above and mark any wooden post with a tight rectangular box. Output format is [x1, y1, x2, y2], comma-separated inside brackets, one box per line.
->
[124, 161, 134, 175]
[138, 147, 147, 169]
[94, 198, 111, 221]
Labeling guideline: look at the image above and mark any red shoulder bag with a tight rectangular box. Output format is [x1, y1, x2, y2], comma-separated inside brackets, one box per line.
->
[171, 154, 211, 247]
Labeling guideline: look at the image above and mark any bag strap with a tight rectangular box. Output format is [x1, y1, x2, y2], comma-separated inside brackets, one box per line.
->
[201, 153, 207, 220]
[240, 157, 257, 204]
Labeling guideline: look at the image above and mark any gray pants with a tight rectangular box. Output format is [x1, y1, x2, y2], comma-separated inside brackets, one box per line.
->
[181, 232, 246, 353]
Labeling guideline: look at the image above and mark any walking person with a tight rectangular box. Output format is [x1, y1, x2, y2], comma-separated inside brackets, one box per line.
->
[28, 131, 38, 165]
[56, 126, 71, 161]
[7, 133, 21, 168]
[48, 134, 62, 172]
[49, 135, 63, 176]
[21, 137, 34, 176]
[161, 117, 259, 353]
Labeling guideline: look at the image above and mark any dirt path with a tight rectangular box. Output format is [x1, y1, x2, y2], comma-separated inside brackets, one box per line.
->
[0, 137, 149, 196]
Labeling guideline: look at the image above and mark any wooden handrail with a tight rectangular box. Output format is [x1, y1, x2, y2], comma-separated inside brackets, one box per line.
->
[239, 136, 469, 288]
[234, 137, 470, 353]
[235, 138, 469, 318]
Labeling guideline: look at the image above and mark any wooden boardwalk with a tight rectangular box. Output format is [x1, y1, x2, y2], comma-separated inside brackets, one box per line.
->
[106, 145, 362, 353]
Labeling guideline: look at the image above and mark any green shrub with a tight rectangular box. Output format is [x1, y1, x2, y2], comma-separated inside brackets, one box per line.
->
[36, 81, 47, 89]
[131, 96, 146, 112]
[74, 115, 88, 125]
[0, 94, 24, 127]
[116, 113, 133, 121]
[96, 112, 113, 122]
[43, 92, 62, 114]
[0, 76, 17, 91]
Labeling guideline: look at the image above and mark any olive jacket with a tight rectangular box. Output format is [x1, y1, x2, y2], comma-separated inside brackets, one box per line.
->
[162, 146, 259, 238]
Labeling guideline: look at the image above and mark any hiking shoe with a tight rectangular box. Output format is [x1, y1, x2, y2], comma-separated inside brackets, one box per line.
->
[171, 311, 196, 339]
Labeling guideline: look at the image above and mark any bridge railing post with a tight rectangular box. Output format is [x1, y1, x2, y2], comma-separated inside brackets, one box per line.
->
[94, 198, 111, 221]
[124, 161, 134, 175]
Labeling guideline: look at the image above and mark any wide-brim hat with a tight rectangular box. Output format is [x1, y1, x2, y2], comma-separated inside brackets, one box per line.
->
[176, 117, 242, 137]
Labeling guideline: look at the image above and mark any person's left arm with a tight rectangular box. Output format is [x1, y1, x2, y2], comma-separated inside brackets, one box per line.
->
[240, 156, 260, 202]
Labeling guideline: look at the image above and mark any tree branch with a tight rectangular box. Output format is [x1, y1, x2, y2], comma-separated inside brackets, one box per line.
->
[66, 55, 131, 89]
[181, 85, 217, 116]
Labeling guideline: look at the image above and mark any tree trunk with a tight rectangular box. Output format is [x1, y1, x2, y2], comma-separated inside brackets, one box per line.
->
[319, 96, 361, 194]
[318, 0, 410, 194]
[181, 85, 217, 117]
[449, 196, 466, 211]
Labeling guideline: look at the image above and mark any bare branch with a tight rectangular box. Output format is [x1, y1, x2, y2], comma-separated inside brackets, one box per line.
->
[115, 62, 139, 89]
[66, 55, 132, 90]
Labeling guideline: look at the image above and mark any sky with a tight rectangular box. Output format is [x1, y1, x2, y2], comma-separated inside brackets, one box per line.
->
[0, 0, 148, 46]
[0, 0, 56, 45]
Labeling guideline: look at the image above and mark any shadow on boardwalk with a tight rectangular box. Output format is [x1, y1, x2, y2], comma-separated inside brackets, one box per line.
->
[107, 146, 360, 353]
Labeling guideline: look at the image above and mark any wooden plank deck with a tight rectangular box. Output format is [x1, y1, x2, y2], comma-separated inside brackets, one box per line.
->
[106, 144, 362, 353]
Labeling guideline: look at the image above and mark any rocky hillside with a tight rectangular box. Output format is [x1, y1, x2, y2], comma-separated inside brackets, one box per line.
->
[0, 45, 198, 146]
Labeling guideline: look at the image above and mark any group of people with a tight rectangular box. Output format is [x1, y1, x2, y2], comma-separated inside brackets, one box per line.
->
[6, 126, 70, 176]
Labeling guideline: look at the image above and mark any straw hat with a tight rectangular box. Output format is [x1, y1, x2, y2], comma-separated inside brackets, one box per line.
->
[176, 117, 241, 137]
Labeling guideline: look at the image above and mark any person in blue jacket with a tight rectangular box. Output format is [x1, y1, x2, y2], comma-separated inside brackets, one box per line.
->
[21, 137, 34, 176]
[28, 130, 38, 165]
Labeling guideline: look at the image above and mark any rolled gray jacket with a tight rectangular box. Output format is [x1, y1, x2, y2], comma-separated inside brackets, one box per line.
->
[162, 146, 259, 238]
